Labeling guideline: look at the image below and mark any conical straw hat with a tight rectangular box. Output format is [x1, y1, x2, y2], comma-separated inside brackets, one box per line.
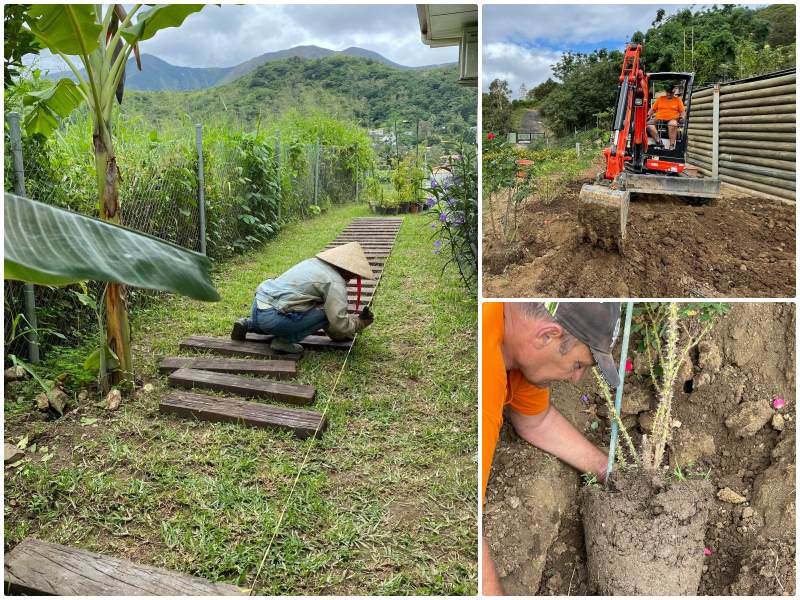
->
[316, 242, 374, 279]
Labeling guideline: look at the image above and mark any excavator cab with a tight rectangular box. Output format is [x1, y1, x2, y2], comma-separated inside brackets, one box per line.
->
[642, 72, 694, 168]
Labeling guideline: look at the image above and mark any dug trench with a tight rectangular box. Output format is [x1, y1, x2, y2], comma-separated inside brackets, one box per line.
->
[484, 303, 796, 596]
[482, 176, 795, 298]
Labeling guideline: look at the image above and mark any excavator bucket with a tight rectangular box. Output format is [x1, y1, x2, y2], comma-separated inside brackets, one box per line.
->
[578, 184, 630, 252]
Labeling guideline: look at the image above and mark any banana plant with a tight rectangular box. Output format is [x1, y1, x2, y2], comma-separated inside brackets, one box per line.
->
[21, 4, 204, 385]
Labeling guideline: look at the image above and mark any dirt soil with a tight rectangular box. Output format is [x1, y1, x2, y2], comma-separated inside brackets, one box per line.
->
[582, 472, 713, 595]
[484, 303, 796, 596]
[483, 176, 796, 298]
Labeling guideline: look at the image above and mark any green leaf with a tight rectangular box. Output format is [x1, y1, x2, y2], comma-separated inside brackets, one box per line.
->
[23, 78, 86, 137]
[80, 417, 98, 426]
[120, 5, 205, 44]
[24, 78, 84, 117]
[4, 193, 220, 302]
[72, 291, 97, 310]
[84, 346, 120, 372]
[25, 5, 101, 56]
[23, 104, 59, 137]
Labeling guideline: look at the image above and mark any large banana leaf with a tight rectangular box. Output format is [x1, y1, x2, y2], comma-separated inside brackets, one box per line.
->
[4, 193, 220, 302]
[23, 78, 85, 137]
[121, 5, 205, 43]
[24, 5, 101, 56]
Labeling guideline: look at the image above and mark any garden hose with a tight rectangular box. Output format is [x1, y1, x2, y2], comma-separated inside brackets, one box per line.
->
[606, 301, 634, 482]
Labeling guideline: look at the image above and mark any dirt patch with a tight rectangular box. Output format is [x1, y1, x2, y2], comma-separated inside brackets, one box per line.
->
[483, 179, 795, 298]
[582, 472, 713, 595]
[484, 303, 796, 595]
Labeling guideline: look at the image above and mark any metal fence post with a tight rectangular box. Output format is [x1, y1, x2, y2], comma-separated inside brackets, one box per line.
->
[275, 128, 281, 221]
[313, 139, 320, 206]
[711, 83, 720, 179]
[576, 142, 581, 157]
[7, 112, 40, 364]
[195, 124, 207, 255]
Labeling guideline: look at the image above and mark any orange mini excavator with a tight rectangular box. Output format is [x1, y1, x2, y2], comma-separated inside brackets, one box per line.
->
[578, 42, 720, 251]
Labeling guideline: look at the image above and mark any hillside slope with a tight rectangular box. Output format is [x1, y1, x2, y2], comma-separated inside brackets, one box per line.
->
[49, 45, 455, 92]
[121, 55, 477, 136]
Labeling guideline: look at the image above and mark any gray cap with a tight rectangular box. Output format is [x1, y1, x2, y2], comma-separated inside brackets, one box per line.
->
[551, 302, 622, 388]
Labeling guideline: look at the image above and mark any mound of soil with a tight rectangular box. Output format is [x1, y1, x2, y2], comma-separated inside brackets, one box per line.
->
[582, 471, 713, 595]
[484, 303, 796, 596]
[483, 179, 795, 298]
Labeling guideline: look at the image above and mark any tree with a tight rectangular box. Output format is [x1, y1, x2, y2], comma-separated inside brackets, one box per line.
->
[528, 78, 559, 103]
[21, 4, 205, 386]
[4, 5, 40, 90]
[483, 78, 512, 135]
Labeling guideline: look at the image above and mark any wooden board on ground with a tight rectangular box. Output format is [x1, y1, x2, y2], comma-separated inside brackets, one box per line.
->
[247, 332, 353, 350]
[4, 537, 244, 596]
[160, 390, 326, 439]
[158, 356, 297, 379]
[180, 335, 302, 360]
[168, 368, 316, 405]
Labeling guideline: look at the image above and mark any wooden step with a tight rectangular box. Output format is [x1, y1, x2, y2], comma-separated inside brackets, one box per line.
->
[3, 538, 244, 596]
[160, 390, 326, 439]
[180, 335, 302, 360]
[247, 332, 352, 350]
[168, 368, 315, 405]
[159, 356, 297, 379]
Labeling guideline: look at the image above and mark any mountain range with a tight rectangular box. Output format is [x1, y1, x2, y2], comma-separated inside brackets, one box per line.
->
[49, 45, 455, 92]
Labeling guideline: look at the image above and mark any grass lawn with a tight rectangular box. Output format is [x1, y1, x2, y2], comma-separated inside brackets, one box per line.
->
[3, 203, 478, 595]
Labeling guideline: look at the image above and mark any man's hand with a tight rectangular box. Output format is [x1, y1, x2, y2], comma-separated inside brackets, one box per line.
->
[359, 306, 374, 327]
[508, 405, 609, 482]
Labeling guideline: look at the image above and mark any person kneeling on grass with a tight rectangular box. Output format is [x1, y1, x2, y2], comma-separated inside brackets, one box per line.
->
[231, 242, 375, 354]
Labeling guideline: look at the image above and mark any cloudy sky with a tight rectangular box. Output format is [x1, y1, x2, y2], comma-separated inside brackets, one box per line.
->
[33, 4, 457, 72]
[482, 4, 762, 98]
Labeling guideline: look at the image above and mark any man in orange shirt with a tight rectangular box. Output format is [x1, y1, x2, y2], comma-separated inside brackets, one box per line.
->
[482, 302, 621, 595]
[646, 86, 686, 150]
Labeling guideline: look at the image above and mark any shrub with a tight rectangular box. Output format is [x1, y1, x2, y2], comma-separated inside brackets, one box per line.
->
[424, 144, 477, 290]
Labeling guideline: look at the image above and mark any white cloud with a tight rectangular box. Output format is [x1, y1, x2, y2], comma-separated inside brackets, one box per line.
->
[482, 42, 561, 97]
[26, 4, 458, 73]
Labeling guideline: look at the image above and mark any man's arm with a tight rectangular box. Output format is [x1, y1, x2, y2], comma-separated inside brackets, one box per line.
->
[508, 404, 608, 479]
[482, 537, 504, 595]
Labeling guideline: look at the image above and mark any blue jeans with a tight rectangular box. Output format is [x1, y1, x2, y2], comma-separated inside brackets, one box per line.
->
[245, 300, 328, 343]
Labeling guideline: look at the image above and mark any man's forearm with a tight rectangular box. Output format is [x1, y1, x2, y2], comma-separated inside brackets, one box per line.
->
[482, 537, 504, 595]
[509, 405, 607, 478]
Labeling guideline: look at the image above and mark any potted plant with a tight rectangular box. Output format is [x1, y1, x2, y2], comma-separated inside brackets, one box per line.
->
[581, 302, 729, 596]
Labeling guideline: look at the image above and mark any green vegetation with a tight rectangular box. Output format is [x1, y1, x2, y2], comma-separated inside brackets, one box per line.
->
[121, 55, 477, 145]
[483, 130, 601, 242]
[4, 204, 477, 595]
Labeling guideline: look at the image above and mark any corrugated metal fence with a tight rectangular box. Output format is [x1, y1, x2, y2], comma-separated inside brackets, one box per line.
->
[686, 69, 795, 203]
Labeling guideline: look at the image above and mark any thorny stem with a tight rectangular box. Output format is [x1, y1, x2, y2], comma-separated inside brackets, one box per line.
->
[594, 368, 640, 467]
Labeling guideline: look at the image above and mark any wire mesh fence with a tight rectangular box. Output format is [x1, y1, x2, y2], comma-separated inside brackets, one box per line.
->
[4, 116, 365, 364]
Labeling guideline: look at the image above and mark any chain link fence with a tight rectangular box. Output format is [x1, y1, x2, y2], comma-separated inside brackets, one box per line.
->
[4, 116, 365, 364]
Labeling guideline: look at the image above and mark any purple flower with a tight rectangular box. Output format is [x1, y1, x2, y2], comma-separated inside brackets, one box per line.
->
[429, 222, 437, 229]
[439, 212, 447, 222]
[426, 196, 436, 207]
[430, 179, 438, 188]
[451, 212, 465, 226]
[434, 240, 442, 248]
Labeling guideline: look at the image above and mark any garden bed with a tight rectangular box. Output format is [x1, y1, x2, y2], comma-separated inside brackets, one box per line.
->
[484, 303, 795, 596]
[4, 204, 477, 595]
[483, 174, 795, 298]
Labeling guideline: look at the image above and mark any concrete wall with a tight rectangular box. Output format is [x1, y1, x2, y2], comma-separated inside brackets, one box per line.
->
[686, 70, 795, 203]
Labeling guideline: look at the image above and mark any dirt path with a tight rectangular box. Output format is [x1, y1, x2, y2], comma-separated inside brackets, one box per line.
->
[483, 178, 796, 298]
[484, 303, 796, 596]
[519, 109, 544, 133]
